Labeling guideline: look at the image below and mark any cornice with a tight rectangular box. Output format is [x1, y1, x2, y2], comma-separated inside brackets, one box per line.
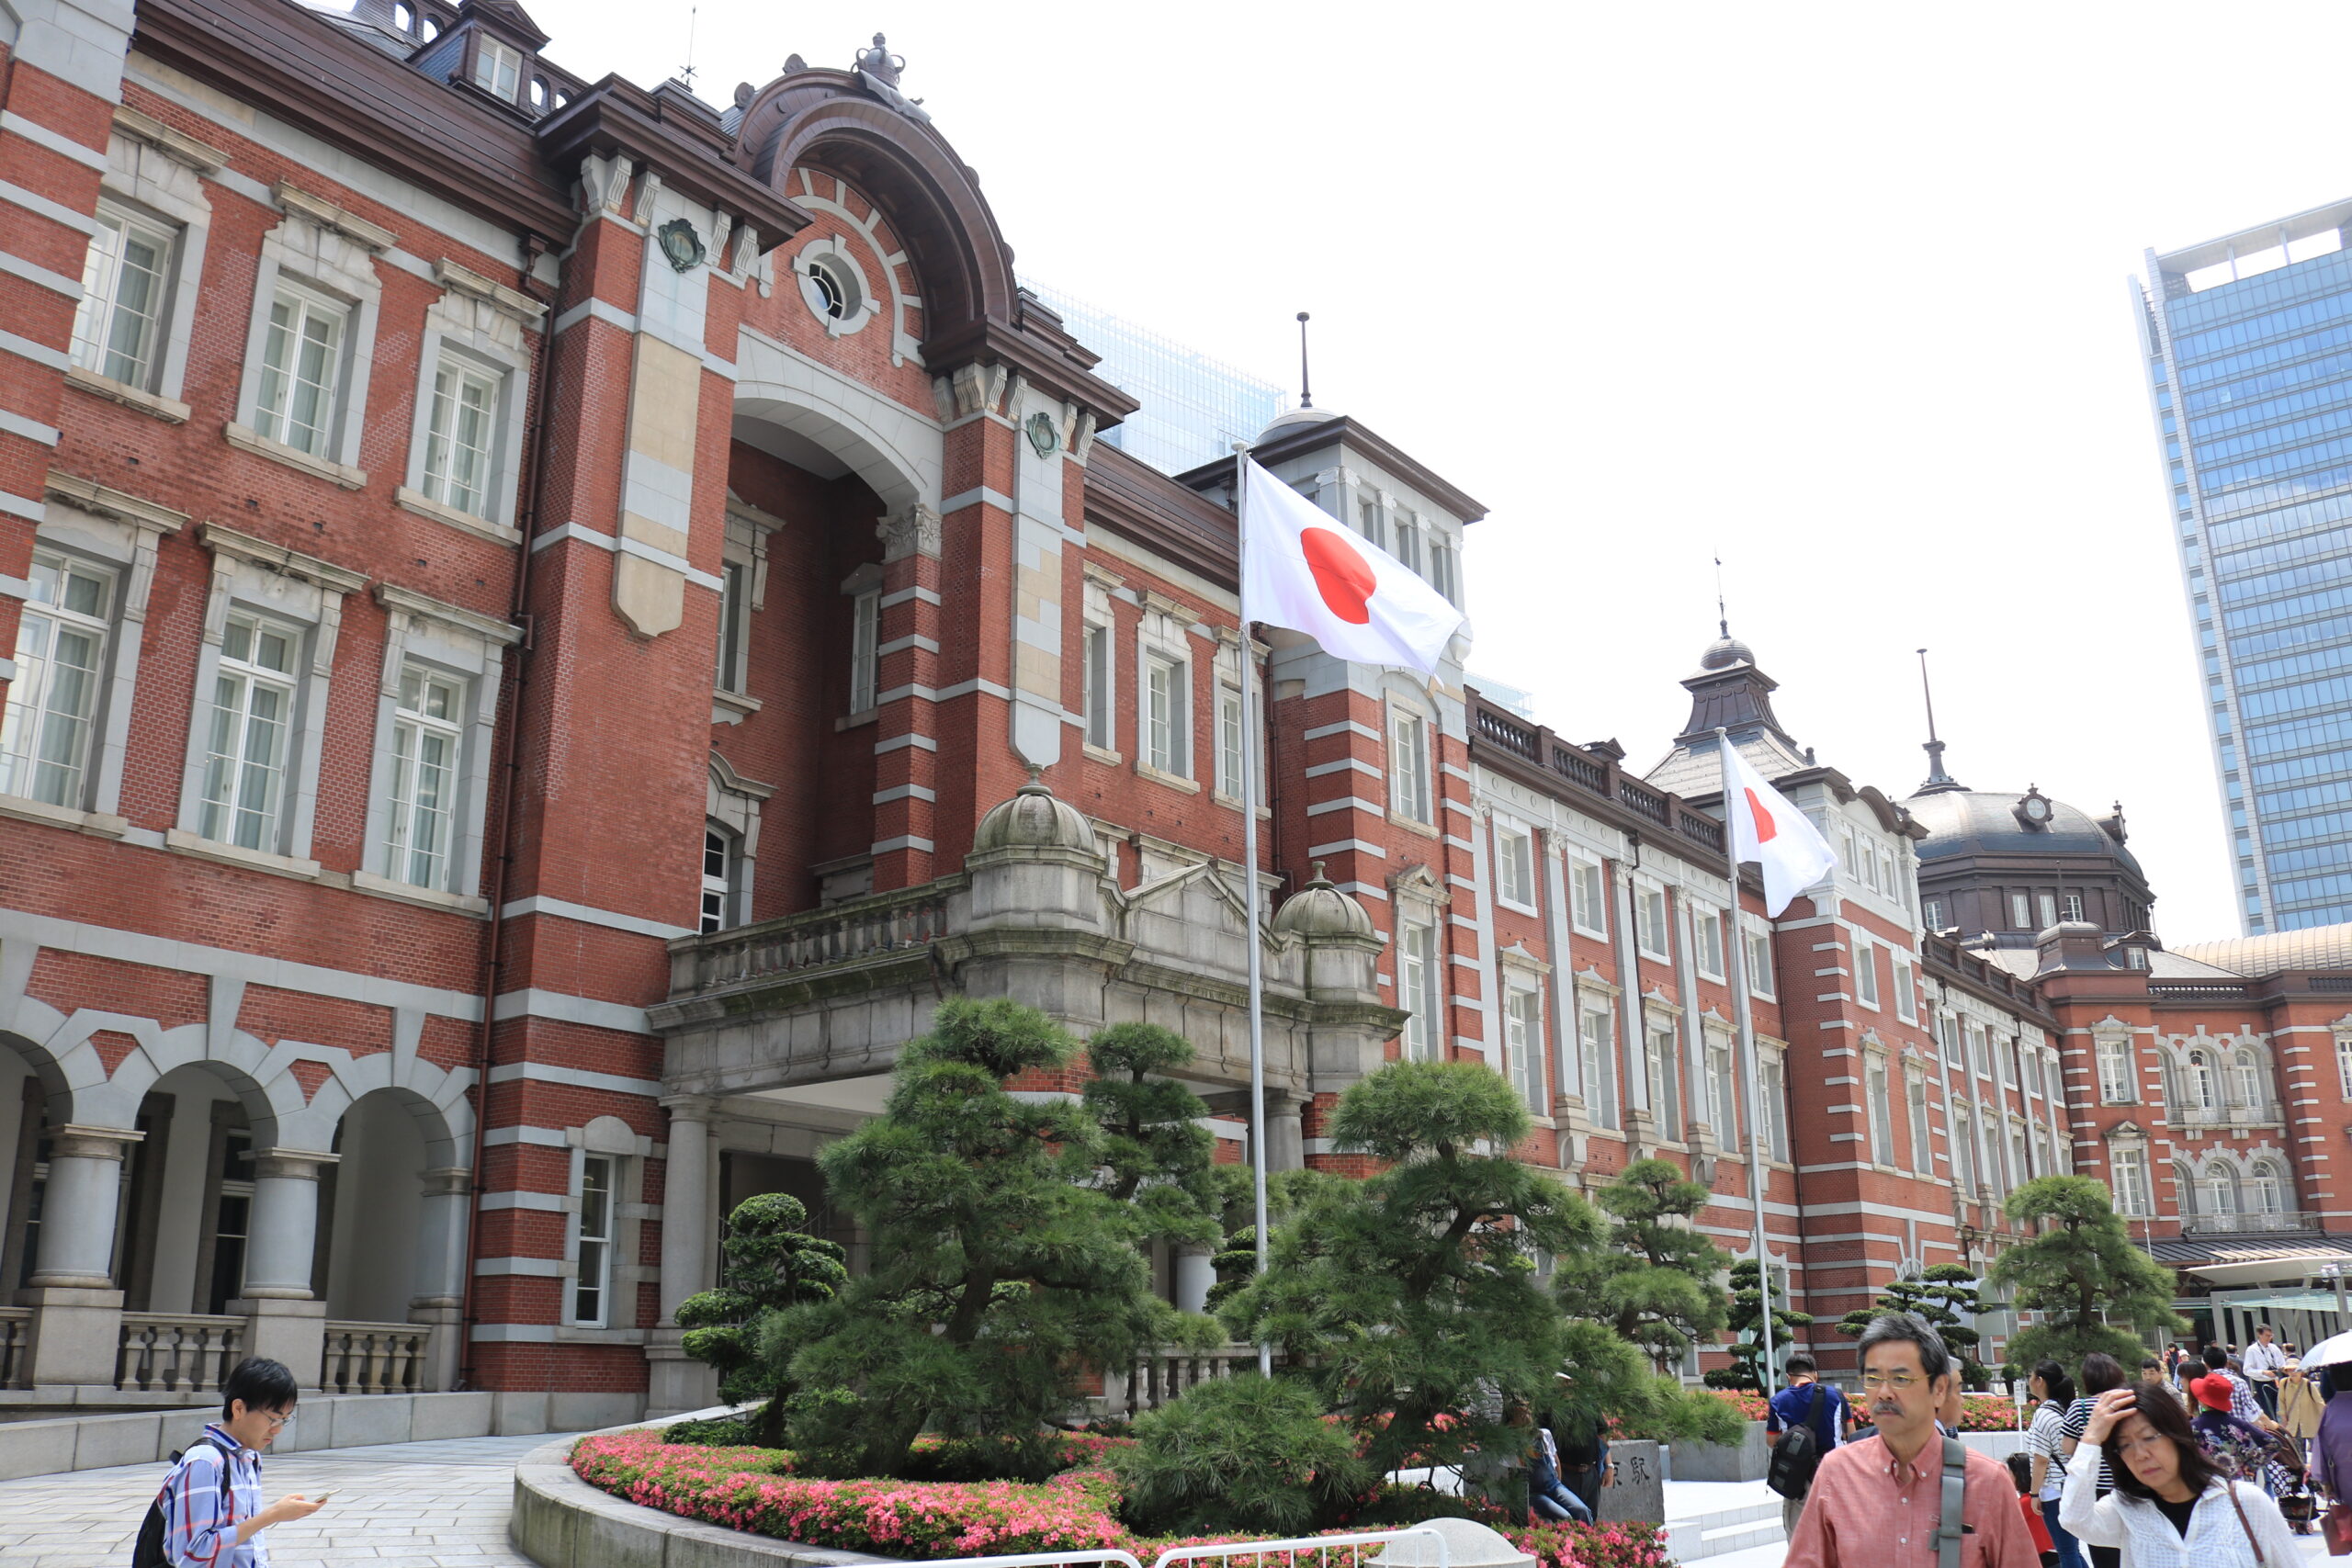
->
[921, 316, 1141, 430]
[375, 581, 522, 645]
[45, 470, 187, 535]
[198, 522, 369, 595]
[531, 77, 807, 248]
[111, 103, 227, 173]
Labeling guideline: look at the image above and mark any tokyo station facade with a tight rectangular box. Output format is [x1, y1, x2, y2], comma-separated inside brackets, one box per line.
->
[4, 0, 2352, 1425]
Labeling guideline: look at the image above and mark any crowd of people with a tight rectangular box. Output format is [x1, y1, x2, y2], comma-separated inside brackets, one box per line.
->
[1768, 1313, 2350, 1568]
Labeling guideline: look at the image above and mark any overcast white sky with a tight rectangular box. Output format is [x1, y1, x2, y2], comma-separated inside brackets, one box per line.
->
[529, 0, 2352, 940]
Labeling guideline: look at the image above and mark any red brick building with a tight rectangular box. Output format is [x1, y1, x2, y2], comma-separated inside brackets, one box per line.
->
[0, 0, 2345, 1425]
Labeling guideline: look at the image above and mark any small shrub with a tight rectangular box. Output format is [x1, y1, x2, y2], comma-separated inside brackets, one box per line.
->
[659, 1416, 765, 1448]
[1112, 1375, 1371, 1537]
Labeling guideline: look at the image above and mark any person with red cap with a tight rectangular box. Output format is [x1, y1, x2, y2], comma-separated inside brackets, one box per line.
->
[2190, 1359, 2279, 1484]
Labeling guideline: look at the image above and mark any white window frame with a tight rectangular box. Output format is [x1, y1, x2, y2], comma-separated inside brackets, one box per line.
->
[1951, 1105, 1977, 1194]
[1388, 702, 1433, 827]
[73, 202, 177, 395]
[230, 189, 389, 484]
[701, 822, 737, 934]
[1635, 884, 1671, 962]
[69, 115, 219, 415]
[1505, 983, 1545, 1115]
[714, 558, 750, 697]
[197, 607, 301, 854]
[355, 584, 518, 908]
[474, 36, 524, 99]
[1853, 933, 1880, 1009]
[1568, 855, 1609, 938]
[1907, 1068, 1933, 1176]
[1216, 682, 1244, 802]
[2010, 892, 2032, 931]
[1706, 1030, 1737, 1145]
[395, 261, 540, 543]
[1694, 905, 1726, 981]
[1429, 532, 1458, 605]
[1135, 594, 1194, 787]
[1577, 994, 1620, 1131]
[1923, 896, 1946, 931]
[419, 356, 501, 517]
[569, 1151, 616, 1328]
[1, 549, 117, 815]
[382, 664, 465, 892]
[1210, 627, 1261, 808]
[170, 525, 366, 876]
[837, 559, 884, 719]
[1745, 922, 1775, 999]
[1866, 1054, 1894, 1167]
[1759, 1047, 1790, 1162]
[2337, 1032, 2352, 1100]
[1965, 1019, 1988, 1079]
[2097, 1032, 2135, 1104]
[1495, 822, 1535, 912]
[1080, 564, 1122, 761]
[1398, 915, 1442, 1063]
[1893, 956, 1916, 1023]
[1645, 1011, 1681, 1134]
[2111, 1145, 2153, 1218]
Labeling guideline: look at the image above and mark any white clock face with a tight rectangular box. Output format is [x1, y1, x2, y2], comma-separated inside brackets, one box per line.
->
[2025, 797, 2050, 821]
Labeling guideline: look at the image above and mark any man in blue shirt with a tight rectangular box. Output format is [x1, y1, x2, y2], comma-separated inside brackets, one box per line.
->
[158, 1356, 326, 1567]
[1767, 1353, 1849, 1538]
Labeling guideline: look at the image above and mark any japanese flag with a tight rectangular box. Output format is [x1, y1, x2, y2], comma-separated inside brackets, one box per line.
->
[1723, 739, 1838, 918]
[1239, 455, 1466, 675]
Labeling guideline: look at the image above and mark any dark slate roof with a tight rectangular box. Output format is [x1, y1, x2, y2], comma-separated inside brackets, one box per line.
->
[2146, 1233, 2352, 1267]
[1905, 787, 2146, 878]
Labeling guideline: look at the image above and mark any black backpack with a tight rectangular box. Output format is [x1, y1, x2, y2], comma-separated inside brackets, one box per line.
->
[1767, 1382, 1830, 1500]
[131, 1435, 233, 1568]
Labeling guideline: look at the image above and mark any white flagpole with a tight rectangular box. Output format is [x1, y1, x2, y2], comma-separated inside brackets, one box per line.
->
[1238, 446, 1273, 1377]
[1718, 727, 1778, 1401]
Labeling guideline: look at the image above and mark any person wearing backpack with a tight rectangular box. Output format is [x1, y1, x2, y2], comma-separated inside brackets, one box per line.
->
[1769, 1352, 1849, 1535]
[1784, 1313, 2041, 1568]
[137, 1356, 325, 1568]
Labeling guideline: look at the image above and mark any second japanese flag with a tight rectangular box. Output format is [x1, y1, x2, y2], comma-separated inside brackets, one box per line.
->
[1723, 739, 1839, 917]
[1238, 454, 1466, 675]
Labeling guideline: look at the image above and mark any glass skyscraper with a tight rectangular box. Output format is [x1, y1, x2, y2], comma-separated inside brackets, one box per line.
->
[1026, 281, 1288, 475]
[2139, 203, 2352, 932]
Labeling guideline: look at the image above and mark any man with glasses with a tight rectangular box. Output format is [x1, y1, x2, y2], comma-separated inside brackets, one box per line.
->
[158, 1355, 326, 1566]
[1784, 1314, 2039, 1568]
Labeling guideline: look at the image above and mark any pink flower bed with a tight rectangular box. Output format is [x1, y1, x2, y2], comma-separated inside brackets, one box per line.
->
[571, 1430, 1675, 1568]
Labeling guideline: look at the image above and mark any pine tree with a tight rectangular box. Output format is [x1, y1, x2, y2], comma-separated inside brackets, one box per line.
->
[1991, 1176, 2188, 1369]
[1554, 1157, 1734, 1371]
[1836, 1265, 1985, 1383]
[673, 1191, 849, 1446]
[1711, 1258, 1814, 1391]
[1079, 1021, 1242, 1250]
[775, 999, 1212, 1479]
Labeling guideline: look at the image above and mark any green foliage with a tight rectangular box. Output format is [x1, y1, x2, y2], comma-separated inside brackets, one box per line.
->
[1712, 1258, 1813, 1392]
[1112, 1374, 1373, 1536]
[775, 999, 1215, 1479]
[1991, 1176, 2188, 1370]
[1080, 1021, 1241, 1252]
[1835, 1264, 1987, 1382]
[1553, 1158, 1732, 1371]
[673, 1191, 847, 1446]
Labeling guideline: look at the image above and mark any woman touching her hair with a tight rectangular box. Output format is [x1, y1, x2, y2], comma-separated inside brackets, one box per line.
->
[2062, 1382, 2297, 1568]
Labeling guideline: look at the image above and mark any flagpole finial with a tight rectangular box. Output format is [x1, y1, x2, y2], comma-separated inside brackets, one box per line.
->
[1916, 648, 1962, 794]
[1295, 311, 1312, 410]
[1713, 555, 1728, 638]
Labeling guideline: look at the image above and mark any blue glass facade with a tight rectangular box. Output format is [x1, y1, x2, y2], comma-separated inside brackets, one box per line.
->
[2143, 220, 2352, 932]
[1026, 282, 1288, 475]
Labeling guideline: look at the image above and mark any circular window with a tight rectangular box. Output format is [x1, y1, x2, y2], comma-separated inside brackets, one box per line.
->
[801, 256, 856, 321]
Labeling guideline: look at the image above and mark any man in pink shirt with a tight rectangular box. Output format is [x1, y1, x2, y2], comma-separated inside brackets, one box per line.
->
[1784, 1314, 2041, 1568]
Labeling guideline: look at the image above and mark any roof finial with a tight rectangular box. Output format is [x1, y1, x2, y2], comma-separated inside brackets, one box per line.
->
[679, 6, 698, 87]
[1295, 311, 1313, 409]
[1713, 554, 1728, 638]
[1916, 647, 1962, 794]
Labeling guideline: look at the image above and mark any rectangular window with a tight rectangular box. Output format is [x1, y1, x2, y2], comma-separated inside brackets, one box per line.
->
[474, 37, 523, 99]
[571, 1154, 614, 1325]
[1907, 1073, 1933, 1175]
[1696, 908, 1725, 979]
[1893, 957, 1916, 1022]
[2011, 1123, 2030, 1185]
[1400, 919, 1441, 1062]
[1496, 826, 1533, 908]
[71, 205, 174, 390]
[2098, 1035, 2134, 1102]
[1867, 1058, 1894, 1166]
[1999, 1033, 2018, 1088]
[1646, 1021, 1680, 1134]
[2111, 1147, 2152, 1217]
[1746, 927, 1775, 998]
[1579, 1005, 1619, 1129]
[1709, 1038, 1737, 1144]
[1952, 1107, 1977, 1194]
[1083, 623, 1112, 750]
[1390, 708, 1430, 824]
[254, 286, 346, 457]
[1569, 858, 1608, 936]
[2064, 893, 2085, 923]
[701, 827, 731, 934]
[2338, 1037, 2352, 1100]
[198, 613, 299, 852]
[1760, 1055, 1789, 1161]
[1924, 897, 1946, 931]
[1145, 653, 1188, 774]
[2010, 892, 2031, 930]
[421, 359, 501, 519]
[1636, 887, 1670, 960]
[0, 552, 112, 809]
[1430, 537, 1457, 604]
[1216, 684, 1244, 799]
[848, 590, 879, 714]
[1506, 988, 1544, 1113]
[715, 560, 748, 694]
[383, 666, 463, 889]
[1966, 1021, 1988, 1079]
[1393, 518, 1421, 576]
[1356, 493, 1385, 550]
[1853, 935, 1879, 1008]
[2038, 892, 2059, 930]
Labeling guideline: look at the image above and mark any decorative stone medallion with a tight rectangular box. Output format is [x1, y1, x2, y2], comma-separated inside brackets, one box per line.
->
[1025, 411, 1058, 457]
[658, 218, 707, 273]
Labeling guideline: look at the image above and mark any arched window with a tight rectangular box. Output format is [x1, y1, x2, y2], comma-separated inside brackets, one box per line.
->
[2187, 1049, 2219, 1111]
[2173, 1159, 2197, 1213]
[2233, 1050, 2265, 1111]
[700, 824, 737, 933]
[2250, 1160, 2289, 1214]
[530, 77, 548, 108]
[422, 17, 440, 40]
[392, 1, 413, 30]
[2198, 1160, 2239, 1215]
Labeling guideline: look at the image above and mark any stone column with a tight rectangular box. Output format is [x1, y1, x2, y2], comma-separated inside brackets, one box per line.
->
[647, 1096, 718, 1416]
[22, 1124, 141, 1390]
[1263, 1089, 1306, 1173]
[407, 1166, 472, 1393]
[230, 1150, 334, 1389]
[1173, 1245, 1216, 1314]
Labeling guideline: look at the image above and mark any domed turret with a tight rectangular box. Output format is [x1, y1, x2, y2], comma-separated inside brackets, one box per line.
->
[971, 776, 1097, 856]
[1697, 633, 1756, 673]
[1272, 862, 1374, 938]
[1257, 405, 1341, 441]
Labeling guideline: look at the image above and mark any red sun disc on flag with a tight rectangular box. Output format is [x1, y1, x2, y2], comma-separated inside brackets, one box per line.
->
[1743, 787, 1779, 843]
[1300, 527, 1376, 625]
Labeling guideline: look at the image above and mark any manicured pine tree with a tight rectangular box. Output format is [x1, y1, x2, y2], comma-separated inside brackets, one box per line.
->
[1991, 1175, 2188, 1369]
[1554, 1157, 1734, 1373]
[673, 1192, 849, 1446]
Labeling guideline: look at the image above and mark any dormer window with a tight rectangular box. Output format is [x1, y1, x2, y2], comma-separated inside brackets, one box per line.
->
[474, 38, 523, 100]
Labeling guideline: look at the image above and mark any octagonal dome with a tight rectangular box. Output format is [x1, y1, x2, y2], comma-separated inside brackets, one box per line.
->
[972, 778, 1098, 855]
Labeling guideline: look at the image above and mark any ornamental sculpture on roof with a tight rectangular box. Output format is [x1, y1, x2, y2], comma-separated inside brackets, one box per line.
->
[853, 33, 931, 124]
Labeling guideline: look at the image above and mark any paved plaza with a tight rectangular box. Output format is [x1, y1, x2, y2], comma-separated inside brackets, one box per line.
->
[0, 1432, 572, 1568]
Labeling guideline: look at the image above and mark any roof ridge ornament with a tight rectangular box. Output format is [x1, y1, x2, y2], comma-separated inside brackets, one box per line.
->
[854, 32, 933, 124]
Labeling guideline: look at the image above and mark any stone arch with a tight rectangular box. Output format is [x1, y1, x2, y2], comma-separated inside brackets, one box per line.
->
[734, 331, 942, 515]
[319, 1084, 459, 1322]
